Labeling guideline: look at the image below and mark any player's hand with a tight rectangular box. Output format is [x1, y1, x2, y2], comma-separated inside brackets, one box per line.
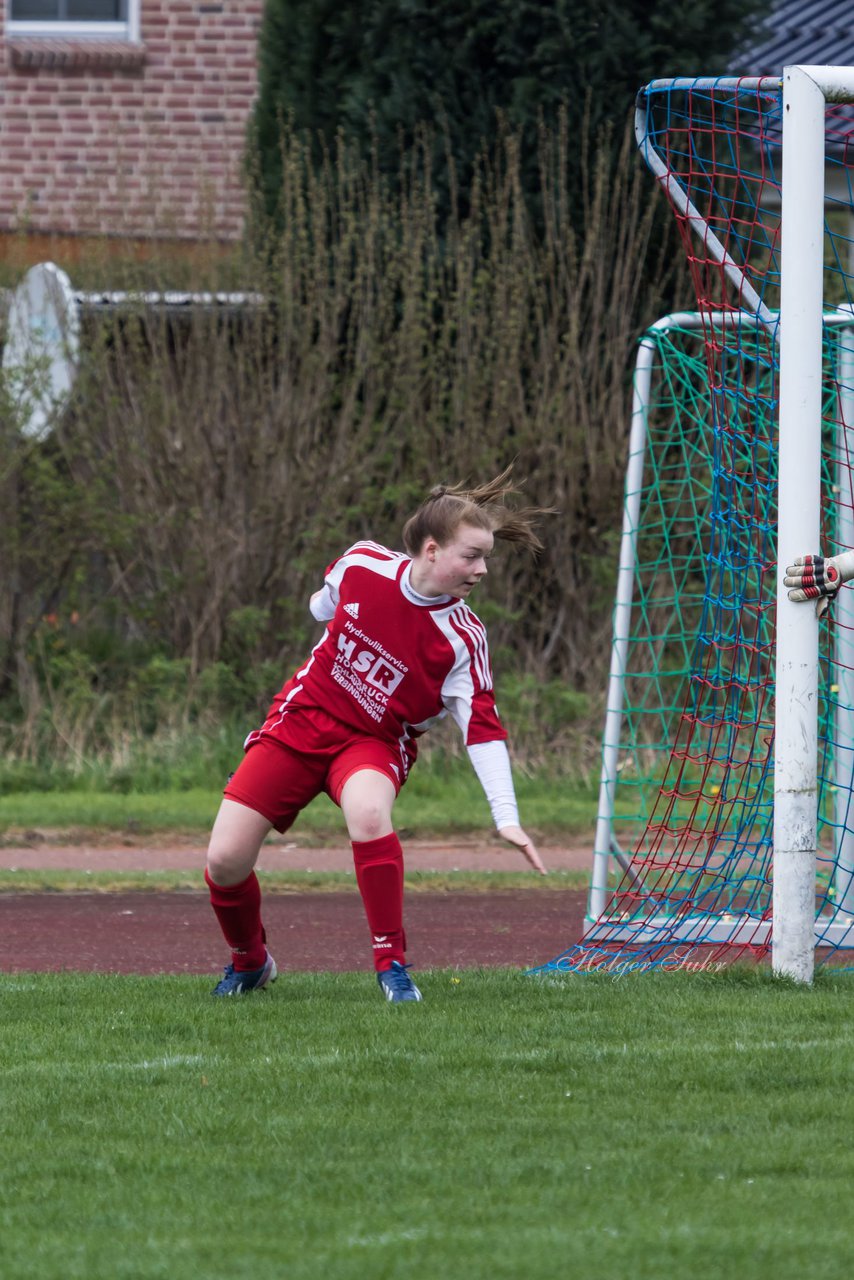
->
[497, 825, 547, 875]
[784, 552, 854, 618]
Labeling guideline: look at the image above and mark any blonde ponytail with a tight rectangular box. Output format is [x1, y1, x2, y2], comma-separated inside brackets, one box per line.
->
[402, 464, 554, 556]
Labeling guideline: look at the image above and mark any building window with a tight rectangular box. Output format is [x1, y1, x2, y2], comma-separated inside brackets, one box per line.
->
[11, 2, 126, 16]
[8, 0, 139, 39]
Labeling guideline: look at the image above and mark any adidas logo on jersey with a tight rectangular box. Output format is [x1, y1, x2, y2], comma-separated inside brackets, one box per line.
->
[343, 602, 360, 619]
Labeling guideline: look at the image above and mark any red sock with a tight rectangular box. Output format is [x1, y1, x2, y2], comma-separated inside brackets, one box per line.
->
[352, 833, 406, 971]
[205, 869, 267, 971]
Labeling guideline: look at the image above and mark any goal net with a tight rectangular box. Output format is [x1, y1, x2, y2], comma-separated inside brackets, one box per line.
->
[541, 69, 854, 977]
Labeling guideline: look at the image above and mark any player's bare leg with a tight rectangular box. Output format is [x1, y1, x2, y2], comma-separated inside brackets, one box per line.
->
[206, 798, 272, 885]
[339, 769, 396, 842]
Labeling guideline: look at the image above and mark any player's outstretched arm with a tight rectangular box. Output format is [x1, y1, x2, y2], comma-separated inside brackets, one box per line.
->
[784, 550, 854, 617]
[498, 825, 548, 875]
[464, 739, 548, 875]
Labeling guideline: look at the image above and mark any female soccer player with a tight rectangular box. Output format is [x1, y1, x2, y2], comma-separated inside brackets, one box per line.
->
[205, 468, 550, 1002]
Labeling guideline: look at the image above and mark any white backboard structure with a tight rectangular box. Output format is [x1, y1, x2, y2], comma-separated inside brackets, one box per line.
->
[2, 262, 81, 441]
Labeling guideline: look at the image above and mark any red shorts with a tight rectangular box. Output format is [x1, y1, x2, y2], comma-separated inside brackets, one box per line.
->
[223, 709, 405, 833]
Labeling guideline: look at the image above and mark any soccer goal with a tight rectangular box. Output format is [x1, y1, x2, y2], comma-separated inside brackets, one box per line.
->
[541, 67, 854, 983]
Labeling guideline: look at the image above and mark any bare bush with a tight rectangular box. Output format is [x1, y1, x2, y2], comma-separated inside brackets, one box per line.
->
[1, 113, 687, 768]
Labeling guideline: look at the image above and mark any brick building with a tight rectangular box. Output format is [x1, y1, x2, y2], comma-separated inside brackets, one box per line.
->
[0, 1, 264, 244]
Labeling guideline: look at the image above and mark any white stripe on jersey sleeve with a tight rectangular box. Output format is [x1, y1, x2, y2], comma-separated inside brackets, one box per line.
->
[448, 604, 492, 690]
[428, 606, 484, 740]
[347, 539, 400, 560]
[323, 543, 406, 598]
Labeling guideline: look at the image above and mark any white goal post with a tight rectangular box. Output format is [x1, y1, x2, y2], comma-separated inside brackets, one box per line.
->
[772, 67, 854, 982]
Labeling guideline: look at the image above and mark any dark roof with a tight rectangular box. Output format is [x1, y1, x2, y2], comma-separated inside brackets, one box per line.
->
[734, 0, 854, 74]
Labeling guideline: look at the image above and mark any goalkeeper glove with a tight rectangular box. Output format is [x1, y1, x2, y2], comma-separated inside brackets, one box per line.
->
[783, 550, 854, 617]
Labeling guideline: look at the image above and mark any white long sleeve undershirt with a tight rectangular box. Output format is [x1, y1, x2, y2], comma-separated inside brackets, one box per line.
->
[309, 585, 336, 621]
[466, 739, 520, 830]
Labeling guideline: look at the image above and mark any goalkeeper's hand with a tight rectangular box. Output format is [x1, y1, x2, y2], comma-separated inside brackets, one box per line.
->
[497, 825, 548, 876]
[784, 551, 854, 618]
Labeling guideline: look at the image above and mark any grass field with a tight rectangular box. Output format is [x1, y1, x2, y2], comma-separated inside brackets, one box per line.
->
[0, 765, 598, 842]
[0, 867, 589, 894]
[3, 770, 852, 1279]
[2, 967, 853, 1280]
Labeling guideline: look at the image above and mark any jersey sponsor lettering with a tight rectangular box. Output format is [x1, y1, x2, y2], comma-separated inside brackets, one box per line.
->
[331, 622, 408, 723]
[341, 618, 409, 674]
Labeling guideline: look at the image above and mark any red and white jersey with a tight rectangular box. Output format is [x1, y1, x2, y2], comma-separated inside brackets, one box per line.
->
[249, 541, 507, 776]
